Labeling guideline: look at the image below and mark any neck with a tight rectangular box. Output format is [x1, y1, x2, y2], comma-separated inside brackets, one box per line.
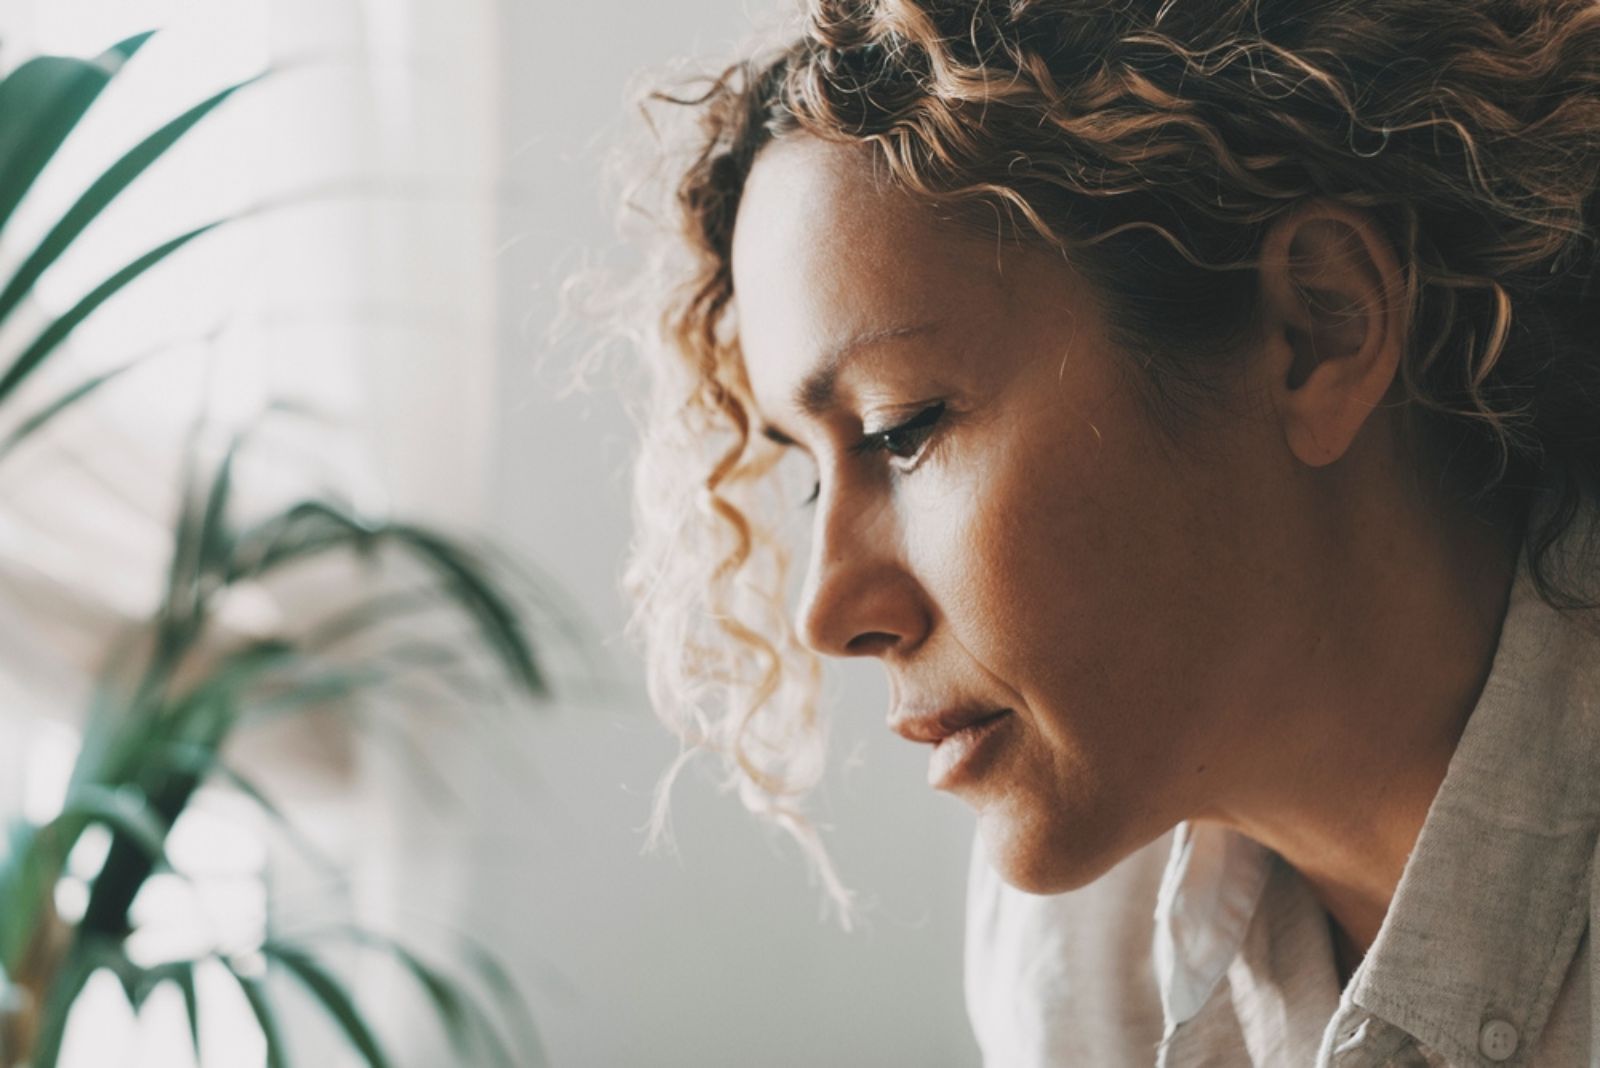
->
[1200, 485, 1520, 975]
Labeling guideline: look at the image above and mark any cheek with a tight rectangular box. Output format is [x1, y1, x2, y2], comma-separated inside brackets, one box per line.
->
[918, 425, 1251, 888]
[911, 414, 1236, 778]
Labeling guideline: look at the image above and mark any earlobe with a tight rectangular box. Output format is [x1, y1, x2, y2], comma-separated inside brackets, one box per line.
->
[1257, 201, 1405, 469]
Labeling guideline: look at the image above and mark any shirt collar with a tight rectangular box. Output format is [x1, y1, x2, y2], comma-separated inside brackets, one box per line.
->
[1342, 549, 1600, 1061]
[1152, 533, 1600, 1057]
[1153, 819, 1272, 1024]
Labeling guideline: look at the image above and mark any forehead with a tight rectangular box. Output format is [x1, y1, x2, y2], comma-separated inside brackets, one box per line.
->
[729, 137, 1014, 413]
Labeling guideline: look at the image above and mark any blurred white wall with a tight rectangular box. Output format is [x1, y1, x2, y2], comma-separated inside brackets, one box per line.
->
[472, 1, 986, 1065]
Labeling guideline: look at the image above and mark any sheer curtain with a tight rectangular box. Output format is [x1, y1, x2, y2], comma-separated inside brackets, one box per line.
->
[0, 1, 500, 1063]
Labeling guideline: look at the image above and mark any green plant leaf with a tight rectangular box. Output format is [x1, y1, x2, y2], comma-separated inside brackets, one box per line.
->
[70, 734, 213, 938]
[478, 541, 606, 696]
[148, 450, 212, 675]
[195, 427, 246, 582]
[226, 502, 372, 579]
[227, 501, 548, 699]
[248, 674, 389, 720]
[0, 31, 154, 235]
[334, 928, 476, 1059]
[0, 218, 225, 406]
[53, 783, 170, 867]
[0, 354, 141, 460]
[0, 71, 264, 331]
[131, 959, 200, 1053]
[154, 420, 245, 664]
[223, 958, 288, 1068]
[379, 522, 546, 699]
[53, 784, 181, 942]
[459, 935, 550, 1068]
[23, 938, 140, 1068]
[0, 821, 59, 974]
[373, 640, 498, 704]
[150, 641, 299, 763]
[26, 944, 96, 1068]
[175, 961, 200, 1055]
[299, 587, 455, 651]
[0, 323, 226, 460]
[262, 942, 391, 1068]
[291, 925, 527, 1068]
[361, 712, 460, 809]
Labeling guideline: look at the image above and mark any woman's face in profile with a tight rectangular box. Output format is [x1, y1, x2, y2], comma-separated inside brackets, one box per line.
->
[732, 136, 1300, 893]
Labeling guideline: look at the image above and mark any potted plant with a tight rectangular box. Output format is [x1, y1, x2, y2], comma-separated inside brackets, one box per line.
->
[0, 31, 556, 1068]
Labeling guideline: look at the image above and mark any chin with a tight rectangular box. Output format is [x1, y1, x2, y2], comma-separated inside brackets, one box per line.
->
[976, 801, 1135, 896]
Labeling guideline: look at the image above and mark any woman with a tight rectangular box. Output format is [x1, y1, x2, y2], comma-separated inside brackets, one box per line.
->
[622, 0, 1600, 1062]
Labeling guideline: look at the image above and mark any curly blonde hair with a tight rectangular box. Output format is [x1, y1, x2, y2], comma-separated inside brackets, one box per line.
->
[620, 0, 1600, 927]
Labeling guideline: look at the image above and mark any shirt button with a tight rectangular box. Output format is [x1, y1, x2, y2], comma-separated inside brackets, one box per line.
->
[1479, 1018, 1519, 1061]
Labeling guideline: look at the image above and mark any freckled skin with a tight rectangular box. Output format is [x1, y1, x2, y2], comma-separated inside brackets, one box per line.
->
[732, 136, 1291, 892]
[730, 132, 1516, 948]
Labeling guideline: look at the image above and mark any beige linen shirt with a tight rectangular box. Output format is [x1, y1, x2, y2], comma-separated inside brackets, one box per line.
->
[966, 552, 1600, 1066]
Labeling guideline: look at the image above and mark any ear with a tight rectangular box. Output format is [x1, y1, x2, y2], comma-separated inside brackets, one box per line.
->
[1256, 200, 1406, 468]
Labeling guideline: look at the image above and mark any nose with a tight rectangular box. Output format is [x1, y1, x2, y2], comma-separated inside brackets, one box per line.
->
[794, 483, 930, 659]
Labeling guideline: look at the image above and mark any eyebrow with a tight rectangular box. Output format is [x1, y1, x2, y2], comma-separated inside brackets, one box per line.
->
[759, 320, 941, 447]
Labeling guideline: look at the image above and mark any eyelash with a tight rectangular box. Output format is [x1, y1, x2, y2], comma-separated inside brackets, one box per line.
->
[801, 402, 947, 508]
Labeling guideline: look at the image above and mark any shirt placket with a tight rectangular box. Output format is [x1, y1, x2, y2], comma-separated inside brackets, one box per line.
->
[1155, 974, 1252, 1067]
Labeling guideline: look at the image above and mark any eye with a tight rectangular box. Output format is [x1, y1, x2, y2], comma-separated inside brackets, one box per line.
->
[852, 402, 947, 464]
[801, 479, 820, 509]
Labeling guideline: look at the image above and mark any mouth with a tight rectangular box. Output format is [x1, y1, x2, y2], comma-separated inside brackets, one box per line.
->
[888, 706, 1014, 790]
[889, 706, 1012, 745]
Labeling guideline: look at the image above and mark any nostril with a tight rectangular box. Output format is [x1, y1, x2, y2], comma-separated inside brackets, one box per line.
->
[845, 631, 900, 656]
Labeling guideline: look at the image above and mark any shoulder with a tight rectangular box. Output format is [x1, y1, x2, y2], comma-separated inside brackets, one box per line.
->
[964, 828, 1174, 1067]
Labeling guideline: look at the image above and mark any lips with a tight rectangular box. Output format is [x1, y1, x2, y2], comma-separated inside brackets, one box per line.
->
[889, 706, 1011, 745]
